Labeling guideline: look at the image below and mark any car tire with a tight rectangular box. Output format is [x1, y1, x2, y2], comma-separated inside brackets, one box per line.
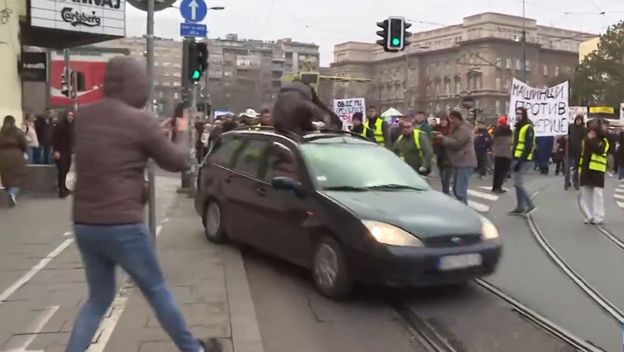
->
[312, 237, 353, 299]
[203, 201, 227, 243]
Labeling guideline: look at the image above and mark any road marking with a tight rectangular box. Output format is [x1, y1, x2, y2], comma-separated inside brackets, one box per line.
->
[478, 186, 508, 192]
[2, 305, 59, 352]
[616, 201, 624, 209]
[63, 231, 72, 237]
[0, 239, 74, 304]
[467, 189, 499, 201]
[468, 200, 489, 213]
[615, 188, 624, 193]
[88, 224, 164, 352]
[614, 194, 624, 201]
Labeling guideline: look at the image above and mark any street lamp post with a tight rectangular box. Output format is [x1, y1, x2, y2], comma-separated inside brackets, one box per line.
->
[146, 0, 157, 239]
[521, 0, 528, 83]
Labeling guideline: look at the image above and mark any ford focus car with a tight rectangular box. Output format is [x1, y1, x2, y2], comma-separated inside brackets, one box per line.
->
[195, 127, 502, 299]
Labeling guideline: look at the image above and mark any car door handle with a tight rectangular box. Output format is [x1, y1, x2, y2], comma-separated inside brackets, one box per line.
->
[256, 186, 266, 196]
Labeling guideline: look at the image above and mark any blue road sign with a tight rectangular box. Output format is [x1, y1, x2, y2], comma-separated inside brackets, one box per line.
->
[180, 0, 207, 22]
[180, 22, 207, 37]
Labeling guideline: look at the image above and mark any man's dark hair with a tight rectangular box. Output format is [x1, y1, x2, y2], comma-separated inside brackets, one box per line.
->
[260, 108, 270, 115]
[352, 112, 363, 121]
[416, 111, 426, 115]
[449, 110, 463, 120]
[174, 103, 185, 118]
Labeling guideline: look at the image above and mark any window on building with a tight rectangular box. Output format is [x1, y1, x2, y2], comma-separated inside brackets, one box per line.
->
[496, 57, 502, 68]
[475, 98, 480, 108]
[495, 77, 501, 91]
[444, 81, 450, 96]
[543, 64, 549, 76]
[555, 66, 560, 77]
[505, 101, 509, 114]
[174, 92, 180, 99]
[515, 59, 522, 70]
[173, 81, 180, 87]
[455, 80, 461, 93]
[504, 78, 511, 90]
[476, 75, 482, 90]
[506, 58, 512, 69]
[163, 62, 171, 67]
[495, 100, 501, 115]
[526, 60, 531, 71]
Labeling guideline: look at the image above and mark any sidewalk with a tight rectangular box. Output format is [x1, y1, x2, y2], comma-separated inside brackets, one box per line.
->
[0, 177, 264, 352]
[101, 196, 264, 352]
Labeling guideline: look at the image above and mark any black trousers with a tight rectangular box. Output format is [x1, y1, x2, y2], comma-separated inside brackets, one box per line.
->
[56, 157, 71, 195]
[477, 152, 489, 176]
[492, 157, 511, 191]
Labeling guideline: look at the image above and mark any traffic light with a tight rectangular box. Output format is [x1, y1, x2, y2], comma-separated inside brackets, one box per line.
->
[377, 17, 411, 52]
[376, 19, 388, 50]
[187, 42, 208, 82]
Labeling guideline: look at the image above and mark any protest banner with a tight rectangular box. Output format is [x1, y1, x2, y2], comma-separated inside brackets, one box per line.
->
[507, 78, 569, 137]
[569, 106, 588, 123]
[333, 98, 366, 127]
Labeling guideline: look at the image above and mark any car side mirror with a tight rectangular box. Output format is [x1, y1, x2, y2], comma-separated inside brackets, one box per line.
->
[271, 176, 306, 197]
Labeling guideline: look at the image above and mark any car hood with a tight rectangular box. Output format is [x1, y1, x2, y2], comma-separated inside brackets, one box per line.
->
[322, 190, 483, 238]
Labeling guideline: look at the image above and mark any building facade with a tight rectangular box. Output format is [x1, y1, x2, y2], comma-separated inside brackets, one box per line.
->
[94, 35, 319, 115]
[328, 13, 595, 120]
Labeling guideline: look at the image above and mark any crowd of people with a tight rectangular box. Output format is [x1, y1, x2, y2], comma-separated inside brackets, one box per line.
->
[0, 108, 75, 206]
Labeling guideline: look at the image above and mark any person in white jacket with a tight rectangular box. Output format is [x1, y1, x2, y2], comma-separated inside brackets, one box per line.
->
[22, 112, 39, 164]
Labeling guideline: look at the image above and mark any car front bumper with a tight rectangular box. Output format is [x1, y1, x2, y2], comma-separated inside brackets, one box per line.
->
[349, 240, 502, 287]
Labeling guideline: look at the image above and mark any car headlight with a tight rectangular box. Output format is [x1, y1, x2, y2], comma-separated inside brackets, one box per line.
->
[481, 216, 499, 240]
[362, 220, 423, 247]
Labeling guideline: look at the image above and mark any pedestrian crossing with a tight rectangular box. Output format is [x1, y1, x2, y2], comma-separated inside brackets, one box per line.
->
[453, 187, 502, 213]
[615, 183, 624, 209]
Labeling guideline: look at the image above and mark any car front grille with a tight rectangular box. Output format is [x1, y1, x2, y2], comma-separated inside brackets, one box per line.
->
[423, 235, 482, 248]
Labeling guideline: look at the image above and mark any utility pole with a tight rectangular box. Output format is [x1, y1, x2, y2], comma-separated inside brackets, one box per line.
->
[521, 0, 528, 83]
[146, 0, 156, 239]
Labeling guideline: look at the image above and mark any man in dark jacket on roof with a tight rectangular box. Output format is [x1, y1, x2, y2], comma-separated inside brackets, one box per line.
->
[66, 57, 221, 352]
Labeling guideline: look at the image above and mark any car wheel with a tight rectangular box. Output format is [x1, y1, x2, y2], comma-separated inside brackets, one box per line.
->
[203, 201, 227, 243]
[312, 237, 353, 299]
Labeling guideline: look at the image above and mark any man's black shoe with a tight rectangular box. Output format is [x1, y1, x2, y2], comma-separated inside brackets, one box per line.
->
[508, 208, 525, 216]
[492, 188, 507, 194]
[199, 338, 223, 352]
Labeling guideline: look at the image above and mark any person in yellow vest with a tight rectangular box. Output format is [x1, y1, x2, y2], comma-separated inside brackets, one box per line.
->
[393, 119, 433, 175]
[508, 107, 537, 216]
[579, 123, 609, 224]
[363, 105, 391, 148]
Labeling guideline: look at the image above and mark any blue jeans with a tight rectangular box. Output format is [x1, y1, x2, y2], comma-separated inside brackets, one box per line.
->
[26, 147, 36, 164]
[6, 187, 19, 197]
[452, 167, 472, 204]
[618, 166, 624, 181]
[564, 156, 579, 189]
[513, 160, 535, 210]
[66, 224, 200, 352]
[38, 145, 52, 164]
[439, 166, 452, 195]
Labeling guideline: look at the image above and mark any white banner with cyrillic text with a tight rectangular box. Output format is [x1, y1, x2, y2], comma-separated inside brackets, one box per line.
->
[333, 98, 365, 128]
[508, 79, 569, 136]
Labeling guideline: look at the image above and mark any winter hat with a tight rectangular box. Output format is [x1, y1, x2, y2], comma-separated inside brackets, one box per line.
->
[498, 115, 508, 125]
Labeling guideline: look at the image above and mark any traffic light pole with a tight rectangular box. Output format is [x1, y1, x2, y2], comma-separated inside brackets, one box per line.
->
[146, 0, 157, 239]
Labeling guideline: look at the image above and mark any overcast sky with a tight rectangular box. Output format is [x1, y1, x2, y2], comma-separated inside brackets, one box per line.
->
[125, 0, 624, 65]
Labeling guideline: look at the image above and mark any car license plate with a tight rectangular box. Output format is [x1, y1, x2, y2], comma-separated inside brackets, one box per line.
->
[438, 253, 482, 271]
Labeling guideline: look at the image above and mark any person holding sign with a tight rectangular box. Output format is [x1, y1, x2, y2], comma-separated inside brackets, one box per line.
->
[393, 118, 433, 175]
[509, 107, 537, 216]
[579, 123, 609, 225]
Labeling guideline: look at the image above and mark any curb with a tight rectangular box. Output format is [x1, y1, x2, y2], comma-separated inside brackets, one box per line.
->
[221, 246, 265, 352]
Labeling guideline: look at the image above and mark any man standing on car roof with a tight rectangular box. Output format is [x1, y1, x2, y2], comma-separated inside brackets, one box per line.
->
[393, 118, 433, 176]
[362, 105, 391, 148]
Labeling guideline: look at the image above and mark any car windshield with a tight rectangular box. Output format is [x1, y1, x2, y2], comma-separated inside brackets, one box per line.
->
[300, 142, 430, 191]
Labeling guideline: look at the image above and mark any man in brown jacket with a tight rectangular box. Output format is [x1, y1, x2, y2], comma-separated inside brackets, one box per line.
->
[66, 57, 221, 352]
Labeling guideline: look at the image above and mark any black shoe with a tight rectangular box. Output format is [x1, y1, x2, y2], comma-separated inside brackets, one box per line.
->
[508, 208, 525, 216]
[523, 206, 538, 216]
[199, 338, 223, 352]
[492, 188, 507, 194]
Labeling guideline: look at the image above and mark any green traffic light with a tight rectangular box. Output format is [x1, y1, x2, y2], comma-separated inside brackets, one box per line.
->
[391, 37, 401, 46]
[191, 70, 201, 80]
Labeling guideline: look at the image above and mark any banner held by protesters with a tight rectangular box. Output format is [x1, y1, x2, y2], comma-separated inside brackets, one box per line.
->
[507, 78, 569, 137]
[333, 98, 365, 128]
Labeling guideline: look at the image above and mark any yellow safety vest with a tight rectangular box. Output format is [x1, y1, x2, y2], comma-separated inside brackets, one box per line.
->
[396, 129, 423, 160]
[362, 118, 384, 144]
[579, 138, 609, 173]
[513, 124, 535, 161]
